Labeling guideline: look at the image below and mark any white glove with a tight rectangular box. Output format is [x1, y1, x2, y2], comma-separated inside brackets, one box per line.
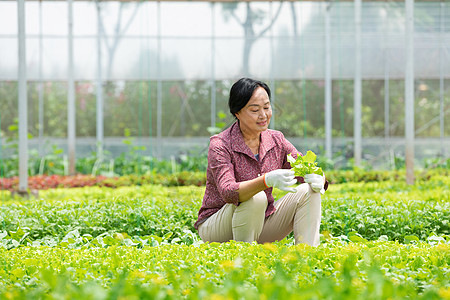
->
[264, 169, 297, 193]
[304, 173, 325, 194]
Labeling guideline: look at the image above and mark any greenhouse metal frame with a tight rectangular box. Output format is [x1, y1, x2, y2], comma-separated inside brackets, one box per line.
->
[1, 0, 448, 191]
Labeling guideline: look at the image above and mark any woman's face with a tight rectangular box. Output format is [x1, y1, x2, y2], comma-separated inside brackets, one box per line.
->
[235, 87, 272, 135]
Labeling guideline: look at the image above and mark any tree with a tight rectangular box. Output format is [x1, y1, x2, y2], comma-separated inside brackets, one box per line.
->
[221, 2, 283, 77]
[96, 0, 140, 80]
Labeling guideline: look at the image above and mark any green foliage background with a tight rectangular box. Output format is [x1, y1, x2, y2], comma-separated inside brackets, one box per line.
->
[1, 79, 449, 140]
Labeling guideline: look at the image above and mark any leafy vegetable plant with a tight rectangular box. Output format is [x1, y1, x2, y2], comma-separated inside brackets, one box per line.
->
[287, 150, 323, 177]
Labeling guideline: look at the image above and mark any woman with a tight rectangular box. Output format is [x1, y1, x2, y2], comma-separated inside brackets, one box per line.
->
[194, 78, 327, 246]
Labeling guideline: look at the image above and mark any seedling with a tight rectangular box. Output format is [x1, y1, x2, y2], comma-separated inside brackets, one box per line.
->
[287, 150, 323, 177]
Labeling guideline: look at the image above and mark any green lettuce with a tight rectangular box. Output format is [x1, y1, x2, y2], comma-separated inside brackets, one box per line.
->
[287, 150, 324, 177]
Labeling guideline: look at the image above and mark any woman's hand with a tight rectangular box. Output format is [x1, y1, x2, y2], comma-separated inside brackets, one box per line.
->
[304, 173, 325, 194]
[264, 169, 297, 193]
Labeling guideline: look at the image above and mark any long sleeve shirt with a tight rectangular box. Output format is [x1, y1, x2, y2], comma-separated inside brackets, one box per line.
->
[194, 121, 305, 230]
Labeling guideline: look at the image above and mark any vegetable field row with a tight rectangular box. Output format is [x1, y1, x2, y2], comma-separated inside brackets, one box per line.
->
[0, 174, 449, 298]
[1, 175, 448, 246]
[1, 241, 449, 299]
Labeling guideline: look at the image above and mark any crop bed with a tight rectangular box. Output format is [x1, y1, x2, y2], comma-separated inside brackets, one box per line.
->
[0, 175, 449, 299]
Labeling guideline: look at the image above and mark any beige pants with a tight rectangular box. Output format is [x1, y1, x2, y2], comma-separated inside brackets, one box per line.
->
[198, 183, 321, 246]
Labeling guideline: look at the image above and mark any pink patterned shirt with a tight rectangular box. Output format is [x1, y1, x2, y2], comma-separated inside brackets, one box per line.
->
[194, 121, 304, 229]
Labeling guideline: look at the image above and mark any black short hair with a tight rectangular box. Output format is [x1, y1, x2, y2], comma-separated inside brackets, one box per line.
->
[228, 78, 271, 118]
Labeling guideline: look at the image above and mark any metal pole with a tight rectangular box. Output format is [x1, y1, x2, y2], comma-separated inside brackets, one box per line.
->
[211, 2, 216, 130]
[18, 0, 28, 193]
[269, 1, 275, 130]
[325, 2, 332, 160]
[147, 2, 153, 158]
[156, 1, 162, 158]
[439, 1, 445, 156]
[384, 52, 390, 142]
[383, 2, 391, 168]
[354, 0, 362, 166]
[405, 0, 415, 184]
[384, 3, 390, 143]
[300, 3, 307, 140]
[68, 0, 76, 175]
[96, 2, 104, 159]
[38, 0, 44, 156]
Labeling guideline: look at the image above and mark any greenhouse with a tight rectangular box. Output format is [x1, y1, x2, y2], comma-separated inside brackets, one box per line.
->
[1, 0, 449, 183]
[0, 1, 449, 298]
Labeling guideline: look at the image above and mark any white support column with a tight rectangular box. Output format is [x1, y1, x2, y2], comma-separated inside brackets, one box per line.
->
[354, 0, 362, 166]
[96, 2, 104, 159]
[325, 2, 332, 160]
[67, 0, 76, 175]
[405, 0, 415, 184]
[38, 0, 44, 156]
[156, 1, 162, 158]
[384, 56, 390, 149]
[269, 1, 275, 130]
[439, 1, 445, 156]
[18, 0, 28, 193]
[384, 3, 390, 144]
[211, 2, 216, 130]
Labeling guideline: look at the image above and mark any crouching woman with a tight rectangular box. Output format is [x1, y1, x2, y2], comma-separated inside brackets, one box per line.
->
[194, 78, 327, 246]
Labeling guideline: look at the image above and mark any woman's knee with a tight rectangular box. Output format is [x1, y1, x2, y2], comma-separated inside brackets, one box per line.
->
[294, 183, 321, 202]
[241, 191, 268, 212]
[295, 183, 312, 194]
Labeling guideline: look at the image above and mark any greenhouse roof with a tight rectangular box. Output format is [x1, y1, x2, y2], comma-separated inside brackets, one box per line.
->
[5, 0, 448, 81]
